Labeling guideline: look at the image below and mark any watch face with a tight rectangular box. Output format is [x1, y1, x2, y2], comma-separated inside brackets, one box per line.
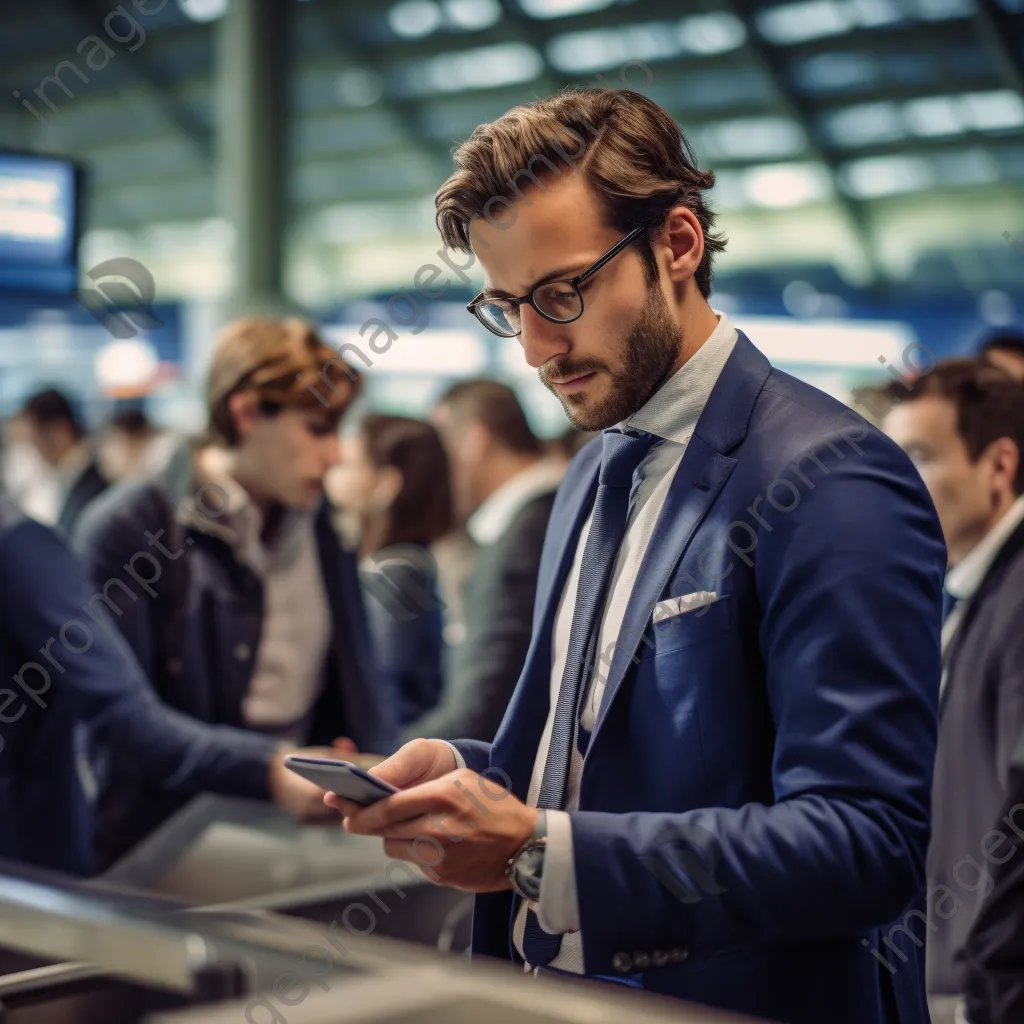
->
[515, 845, 545, 900]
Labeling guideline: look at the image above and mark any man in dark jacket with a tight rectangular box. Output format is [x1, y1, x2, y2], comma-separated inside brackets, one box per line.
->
[19, 387, 108, 537]
[0, 497, 338, 876]
[961, 731, 1024, 1024]
[401, 380, 563, 744]
[74, 317, 396, 867]
[885, 359, 1024, 1003]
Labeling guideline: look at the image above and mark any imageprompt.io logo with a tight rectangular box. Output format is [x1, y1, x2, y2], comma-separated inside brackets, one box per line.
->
[73, 258, 163, 339]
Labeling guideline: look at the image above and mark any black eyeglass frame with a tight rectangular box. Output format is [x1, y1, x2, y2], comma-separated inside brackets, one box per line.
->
[465, 223, 649, 338]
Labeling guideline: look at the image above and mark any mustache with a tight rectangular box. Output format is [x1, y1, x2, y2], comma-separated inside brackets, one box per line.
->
[539, 358, 608, 386]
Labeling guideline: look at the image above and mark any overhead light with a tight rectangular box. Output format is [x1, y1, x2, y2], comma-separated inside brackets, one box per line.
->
[389, 0, 444, 39]
[960, 90, 1024, 131]
[547, 24, 681, 72]
[742, 162, 833, 207]
[825, 102, 906, 147]
[411, 42, 543, 93]
[840, 154, 934, 197]
[699, 117, 806, 160]
[903, 95, 964, 137]
[519, 0, 616, 18]
[176, 0, 228, 22]
[677, 13, 747, 55]
[756, 1, 853, 45]
[443, 0, 502, 30]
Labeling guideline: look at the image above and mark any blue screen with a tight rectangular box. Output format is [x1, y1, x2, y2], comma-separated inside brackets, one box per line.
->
[0, 153, 78, 294]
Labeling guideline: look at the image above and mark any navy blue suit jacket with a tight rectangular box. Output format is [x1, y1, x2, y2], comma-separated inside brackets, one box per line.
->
[452, 334, 945, 1024]
[0, 503, 280, 875]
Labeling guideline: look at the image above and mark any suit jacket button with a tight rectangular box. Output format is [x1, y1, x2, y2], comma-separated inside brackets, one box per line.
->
[166, 656, 182, 675]
[234, 643, 251, 661]
[611, 952, 633, 974]
[633, 952, 651, 970]
[652, 949, 669, 967]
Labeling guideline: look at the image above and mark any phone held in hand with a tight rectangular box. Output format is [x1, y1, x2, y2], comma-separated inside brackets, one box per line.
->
[284, 756, 398, 805]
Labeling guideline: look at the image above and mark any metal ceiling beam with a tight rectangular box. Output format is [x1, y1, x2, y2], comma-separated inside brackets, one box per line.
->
[309, 7, 458, 184]
[60, 0, 212, 163]
[725, 0, 887, 285]
[973, 0, 1024, 96]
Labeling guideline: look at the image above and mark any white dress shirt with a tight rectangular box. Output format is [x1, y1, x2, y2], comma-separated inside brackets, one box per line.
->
[454, 313, 738, 974]
[941, 494, 1024, 685]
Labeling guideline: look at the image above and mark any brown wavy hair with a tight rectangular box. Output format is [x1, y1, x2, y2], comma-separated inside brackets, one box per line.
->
[435, 88, 726, 297]
[206, 317, 362, 446]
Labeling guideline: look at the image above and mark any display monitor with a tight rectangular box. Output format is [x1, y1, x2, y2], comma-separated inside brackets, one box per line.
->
[0, 152, 81, 295]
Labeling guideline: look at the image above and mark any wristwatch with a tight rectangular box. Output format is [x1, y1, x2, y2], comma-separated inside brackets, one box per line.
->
[507, 810, 548, 902]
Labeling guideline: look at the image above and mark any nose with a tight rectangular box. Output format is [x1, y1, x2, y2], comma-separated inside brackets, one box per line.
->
[324, 433, 341, 467]
[518, 304, 571, 370]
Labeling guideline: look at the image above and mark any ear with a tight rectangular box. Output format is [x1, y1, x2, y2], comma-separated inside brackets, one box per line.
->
[655, 205, 705, 287]
[227, 391, 260, 443]
[988, 436, 1021, 497]
[373, 465, 403, 509]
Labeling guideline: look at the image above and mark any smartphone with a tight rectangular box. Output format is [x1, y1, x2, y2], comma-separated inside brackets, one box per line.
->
[283, 756, 398, 805]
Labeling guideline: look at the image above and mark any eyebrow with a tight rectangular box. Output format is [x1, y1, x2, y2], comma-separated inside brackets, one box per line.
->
[482, 261, 591, 300]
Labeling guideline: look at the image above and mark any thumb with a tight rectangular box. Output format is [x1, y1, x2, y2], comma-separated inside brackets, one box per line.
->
[370, 739, 450, 789]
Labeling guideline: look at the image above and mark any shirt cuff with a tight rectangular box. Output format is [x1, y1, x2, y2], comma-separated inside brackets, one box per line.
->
[536, 810, 580, 935]
[445, 742, 466, 771]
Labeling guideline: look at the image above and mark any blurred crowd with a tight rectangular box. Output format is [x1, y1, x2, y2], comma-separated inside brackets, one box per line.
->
[2, 316, 1024, 1017]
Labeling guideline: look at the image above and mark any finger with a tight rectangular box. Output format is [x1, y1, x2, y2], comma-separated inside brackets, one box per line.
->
[342, 778, 461, 835]
[324, 793, 365, 818]
[332, 737, 358, 755]
[369, 740, 437, 788]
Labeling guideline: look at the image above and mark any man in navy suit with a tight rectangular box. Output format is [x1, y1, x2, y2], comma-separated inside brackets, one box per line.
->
[330, 89, 945, 1024]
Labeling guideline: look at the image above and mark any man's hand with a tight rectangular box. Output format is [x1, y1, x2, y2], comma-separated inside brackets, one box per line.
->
[326, 755, 537, 893]
[267, 746, 337, 821]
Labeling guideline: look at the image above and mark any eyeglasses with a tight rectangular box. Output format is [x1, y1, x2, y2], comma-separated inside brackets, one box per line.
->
[466, 224, 648, 339]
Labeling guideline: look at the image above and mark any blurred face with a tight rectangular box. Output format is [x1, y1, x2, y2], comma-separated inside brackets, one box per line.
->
[234, 404, 341, 510]
[984, 348, 1024, 382]
[327, 433, 388, 518]
[430, 402, 479, 521]
[885, 395, 1006, 566]
[471, 174, 682, 431]
[25, 418, 75, 467]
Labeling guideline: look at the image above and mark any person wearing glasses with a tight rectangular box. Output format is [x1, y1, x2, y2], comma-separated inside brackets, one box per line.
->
[73, 317, 397, 868]
[327, 89, 944, 1024]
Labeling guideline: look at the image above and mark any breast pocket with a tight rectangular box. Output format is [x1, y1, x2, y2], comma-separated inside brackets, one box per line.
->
[650, 594, 739, 658]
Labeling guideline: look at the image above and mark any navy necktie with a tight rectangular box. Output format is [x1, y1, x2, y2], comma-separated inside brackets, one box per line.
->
[522, 427, 658, 967]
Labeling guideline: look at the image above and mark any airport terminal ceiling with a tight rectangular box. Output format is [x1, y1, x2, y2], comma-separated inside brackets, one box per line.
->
[1, 0, 1022, 308]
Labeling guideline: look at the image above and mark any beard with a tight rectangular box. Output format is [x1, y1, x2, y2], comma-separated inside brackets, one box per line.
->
[540, 283, 681, 432]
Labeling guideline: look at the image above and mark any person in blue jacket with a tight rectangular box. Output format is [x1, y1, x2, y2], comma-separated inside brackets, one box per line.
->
[0, 496, 339, 876]
[328, 89, 946, 1024]
[73, 317, 397, 868]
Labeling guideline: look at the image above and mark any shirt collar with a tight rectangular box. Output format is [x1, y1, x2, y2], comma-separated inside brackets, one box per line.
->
[620, 311, 738, 444]
[466, 457, 566, 546]
[946, 493, 1024, 600]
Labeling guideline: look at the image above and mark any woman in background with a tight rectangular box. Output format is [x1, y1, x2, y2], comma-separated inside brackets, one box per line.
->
[328, 414, 453, 726]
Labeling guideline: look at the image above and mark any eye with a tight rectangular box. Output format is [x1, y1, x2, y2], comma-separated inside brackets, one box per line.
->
[306, 419, 334, 438]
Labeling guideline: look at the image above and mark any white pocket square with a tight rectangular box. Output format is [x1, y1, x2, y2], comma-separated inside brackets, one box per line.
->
[652, 591, 718, 624]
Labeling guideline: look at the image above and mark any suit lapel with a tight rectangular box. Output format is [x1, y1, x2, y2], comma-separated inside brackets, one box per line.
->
[591, 331, 771, 741]
[491, 455, 600, 797]
[592, 438, 736, 735]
